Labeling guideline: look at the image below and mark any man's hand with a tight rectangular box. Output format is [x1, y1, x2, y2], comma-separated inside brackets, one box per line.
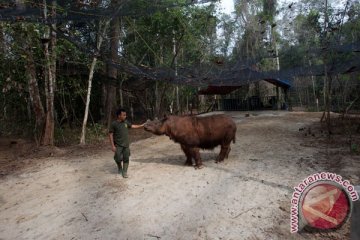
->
[109, 133, 116, 152]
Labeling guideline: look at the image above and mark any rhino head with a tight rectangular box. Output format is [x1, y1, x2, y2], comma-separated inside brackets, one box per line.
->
[144, 116, 169, 135]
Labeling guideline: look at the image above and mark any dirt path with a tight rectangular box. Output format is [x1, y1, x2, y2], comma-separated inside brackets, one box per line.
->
[0, 111, 359, 240]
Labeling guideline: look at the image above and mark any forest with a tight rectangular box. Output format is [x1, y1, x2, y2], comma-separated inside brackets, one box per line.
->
[1, 0, 360, 146]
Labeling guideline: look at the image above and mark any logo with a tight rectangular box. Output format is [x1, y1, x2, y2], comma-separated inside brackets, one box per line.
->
[300, 182, 350, 229]
[290, 172, 359, 233]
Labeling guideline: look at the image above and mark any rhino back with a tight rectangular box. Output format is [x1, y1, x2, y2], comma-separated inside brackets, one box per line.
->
[166, 116, 200, 146]
[167, 114, 236, 149]
[195, 115, 236, 148]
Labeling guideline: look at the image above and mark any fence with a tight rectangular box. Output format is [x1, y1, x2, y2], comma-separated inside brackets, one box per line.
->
[216, 96, 284, 111]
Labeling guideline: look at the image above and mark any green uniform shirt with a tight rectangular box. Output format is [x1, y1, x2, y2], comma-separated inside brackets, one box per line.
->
[109, 120, 132, 147]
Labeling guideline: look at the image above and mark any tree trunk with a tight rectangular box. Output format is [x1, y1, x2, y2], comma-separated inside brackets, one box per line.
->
[80, 20, 108, 144]
[172, 30, 180, 113]
[326, 74, 332, 132]
[321, 64, 332, 134]
[0, 23, 5, 55]
[309, 60, 318, 111]
[119, 79, 124, 107]
[312, 76, 318, 111]
[276, 86, 280, 110]
[80, 56, 98, 144]
[155, 80, 160, 117]
[105, 16, 120, 129]
[321, 74, 327, 122]
[80, 0, 122, 144]
[41, 0, 56, 146]
[101, 85, 107, 121]
[154, 44, 164, 117]
[25, 39, 45, 143]
[16, 0, 46, 142]
[320, 0, 332, 134]
[41, 42, 55, 146]
[105, 85, 117, 128]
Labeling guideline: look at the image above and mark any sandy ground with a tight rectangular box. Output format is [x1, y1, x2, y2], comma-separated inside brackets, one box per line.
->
[0, 111, 359, 240]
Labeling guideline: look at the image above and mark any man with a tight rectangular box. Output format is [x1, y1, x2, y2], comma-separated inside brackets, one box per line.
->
[109, 108, 144, 178]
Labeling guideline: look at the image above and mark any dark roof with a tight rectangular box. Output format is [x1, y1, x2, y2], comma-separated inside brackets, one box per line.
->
[198, 86, 241, 95]
[263, 78, 291, 89]
[198, 78, 291, 95]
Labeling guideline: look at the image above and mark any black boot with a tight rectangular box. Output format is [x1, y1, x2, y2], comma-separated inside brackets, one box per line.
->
[116, 161, 122, 175]
[122, 162, 129, 178]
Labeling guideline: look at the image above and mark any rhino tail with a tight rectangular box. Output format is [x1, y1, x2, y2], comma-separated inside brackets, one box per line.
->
[233, 135, 236, 144]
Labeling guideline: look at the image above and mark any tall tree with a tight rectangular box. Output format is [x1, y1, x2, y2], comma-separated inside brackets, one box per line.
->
[24, 28, 45, 142]
[41, 0, 57, 146]
[80, 20, 109, 144]
[80, 0, 123, 144]
[105, 14, 120, 128]
[13, 1, 46, 142]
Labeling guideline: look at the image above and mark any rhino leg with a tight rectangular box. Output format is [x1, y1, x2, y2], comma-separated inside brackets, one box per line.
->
[216, 145, 230, 163]
[225, 146, 231, 159]
[181, 144, 193, 166]
[191, 147, 204, 169]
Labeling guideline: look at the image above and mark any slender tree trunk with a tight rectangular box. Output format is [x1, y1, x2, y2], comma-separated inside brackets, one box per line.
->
[42, 42, 55, 145]
[25, 39, 45, 143]
[321, 73, 327, 122]
[0, 23, 5, 55]
[79, 0, 125, 143]
[119, 79, 123, 107]
[159, 83, 168, 116]
[16, 0, 45, 144]
[321, 64, 332, 134]
[155, 44, 164, 117]
[172, 30, 180, 113]
[80, 21, 108, 144]
[41, 0, 56, 146]
[320, 0, 332, 134]
[80, 56, 98, 144]
[309, 60, 318, 111]
[155, 80, 160, 117]
[306, 86, 310, 106]
[295, 77, 303, 108]
[16, 0, 45, 141]
[276, 86, 280, 110]
[311, 76, 318, 111]
[101, 85, 106, 120]
[130, 102, 134, 120]
[326, 74, 332, 131]
[271, 25, 281, 110]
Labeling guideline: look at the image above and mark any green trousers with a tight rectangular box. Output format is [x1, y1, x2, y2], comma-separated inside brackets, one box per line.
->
[114, 146, 130, 164]
[114, 146, 130, 177]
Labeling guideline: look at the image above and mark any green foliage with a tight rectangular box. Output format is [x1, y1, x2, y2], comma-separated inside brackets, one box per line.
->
[122, 1, 218, 67]
[54, 123, 107, 146]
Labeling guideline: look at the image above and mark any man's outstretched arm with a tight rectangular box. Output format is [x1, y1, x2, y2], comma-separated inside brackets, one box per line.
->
[131, 123, 145, 129]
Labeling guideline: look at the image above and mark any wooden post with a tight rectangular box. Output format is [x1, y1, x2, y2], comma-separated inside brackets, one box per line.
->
[276, 86, 280, 110]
